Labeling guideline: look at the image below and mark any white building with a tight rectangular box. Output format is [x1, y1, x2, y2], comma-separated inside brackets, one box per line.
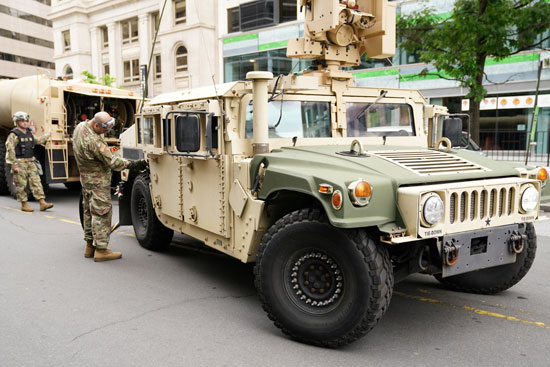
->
[49, 0, 219, 96]
[0, 0, 55, 79]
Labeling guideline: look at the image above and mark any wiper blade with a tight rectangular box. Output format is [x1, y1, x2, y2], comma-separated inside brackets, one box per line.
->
[351, 90, 388, 122]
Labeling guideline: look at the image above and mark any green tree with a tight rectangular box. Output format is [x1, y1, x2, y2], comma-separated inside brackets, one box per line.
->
[80, 70, 100, 84]
[100, 74, 116, 87]
[397, 0, 550, 144]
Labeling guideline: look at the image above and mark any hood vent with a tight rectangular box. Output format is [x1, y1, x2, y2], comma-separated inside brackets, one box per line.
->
[372, 150, 490, 176]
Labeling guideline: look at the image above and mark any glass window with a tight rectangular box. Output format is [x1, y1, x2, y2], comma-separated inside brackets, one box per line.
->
[174, 0, 186, 25]
[224, 49, 312, 82]
[240, 0, 275, 31]
[175, 46, 188, 73]
[64, 65, 73, 79]
[227, 7, 239, 33]
[279, 0, 296, 23]
[103, 64, 110, 76]
[122, 18, 138, 44]
[101, 26, 108, 48]
[62, 30, 70, 51]
[154, 54, 161, 79]
[142, 116, 154, 145]
[123, 59, 140, 83]
[152, 11, 159, 35]
[346, 103, 414, 137]
[246, 101, 331, 138]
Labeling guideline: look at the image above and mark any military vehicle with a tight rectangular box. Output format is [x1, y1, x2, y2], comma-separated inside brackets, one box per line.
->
[0, 75, 141, 196]
[117, 0, 550, 347]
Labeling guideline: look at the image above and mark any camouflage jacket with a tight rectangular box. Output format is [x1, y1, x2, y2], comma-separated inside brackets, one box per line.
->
[5, 129, 49, 165]
[72, 120, 128, 184]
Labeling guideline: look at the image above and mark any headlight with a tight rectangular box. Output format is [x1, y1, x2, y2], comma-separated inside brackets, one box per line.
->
[520, 185, 539, 212]
[422, 194, 444, 226]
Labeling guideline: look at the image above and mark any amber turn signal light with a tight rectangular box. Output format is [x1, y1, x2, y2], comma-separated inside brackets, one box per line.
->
[537, 168, 548, 181]
[332, 190, 343, 210]
[348, 179, 372, 207]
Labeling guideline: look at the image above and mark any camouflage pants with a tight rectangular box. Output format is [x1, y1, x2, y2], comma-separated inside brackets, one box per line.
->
[11, 159, 45, 202]
[81, 178, 112, 250]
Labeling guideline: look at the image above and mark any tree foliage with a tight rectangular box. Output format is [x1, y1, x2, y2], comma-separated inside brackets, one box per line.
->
[80, 71, 117, 87]
[397, 0, 550, 143]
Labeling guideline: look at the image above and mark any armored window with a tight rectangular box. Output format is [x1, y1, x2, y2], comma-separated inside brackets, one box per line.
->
[175, 46, 188, 73]
[174, 0, 186, 25]
[246, 100, 331, 139]
[62, 30, 70, 51]
[122, 18, 138, 44]
[346, 103, 415, 137]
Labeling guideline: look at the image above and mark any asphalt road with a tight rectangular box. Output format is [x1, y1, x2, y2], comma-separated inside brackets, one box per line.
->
[1, 185, 549, 367]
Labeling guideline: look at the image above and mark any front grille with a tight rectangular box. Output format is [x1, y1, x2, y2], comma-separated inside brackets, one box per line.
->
[446, 185, 518, 226]
[373, 150, 489, 176]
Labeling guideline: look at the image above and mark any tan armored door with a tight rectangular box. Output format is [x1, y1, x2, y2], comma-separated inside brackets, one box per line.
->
[181, 155, 229, 238]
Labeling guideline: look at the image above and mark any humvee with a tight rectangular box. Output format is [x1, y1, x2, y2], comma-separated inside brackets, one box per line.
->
[117, 0, 549, 347]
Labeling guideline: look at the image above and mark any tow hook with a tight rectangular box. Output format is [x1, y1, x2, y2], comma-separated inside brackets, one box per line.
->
[508, 231, 526, 254]
[443, 241, 459, 266]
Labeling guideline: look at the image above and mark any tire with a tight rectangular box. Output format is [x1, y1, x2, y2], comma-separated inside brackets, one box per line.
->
[254, 209, 393, 347]
[130, 174, 173, 250]
[435, 223, 536, 294]
[0, 136, 8, 195]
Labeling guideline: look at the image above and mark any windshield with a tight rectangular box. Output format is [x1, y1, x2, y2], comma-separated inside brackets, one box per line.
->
[346, 103, 414, 137]
[246, 100, 331, 138]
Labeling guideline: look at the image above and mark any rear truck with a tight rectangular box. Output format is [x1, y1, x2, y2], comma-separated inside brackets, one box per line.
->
[116, 0, 550, 347]
[0, 74, 141, 196]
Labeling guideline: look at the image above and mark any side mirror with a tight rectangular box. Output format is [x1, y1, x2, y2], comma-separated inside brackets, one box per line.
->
[442, 118, 462, 147]
[175, 114, 200, 153]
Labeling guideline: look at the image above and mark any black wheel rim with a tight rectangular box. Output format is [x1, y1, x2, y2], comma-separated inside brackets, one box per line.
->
[284, 249, 344, 314]
[136, 194, 148, 229]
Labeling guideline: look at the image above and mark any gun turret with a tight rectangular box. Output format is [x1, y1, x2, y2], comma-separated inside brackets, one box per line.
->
[287, 0, 396, 70]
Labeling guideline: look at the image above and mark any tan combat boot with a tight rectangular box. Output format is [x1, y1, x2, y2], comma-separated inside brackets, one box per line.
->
[84, 240, 95, 258]
[94, 248, 122, 262]
[21, 201, 34, 212]
[39, 199, 54, 211]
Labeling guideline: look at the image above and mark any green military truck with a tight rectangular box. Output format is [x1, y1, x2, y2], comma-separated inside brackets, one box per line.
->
[117, 0, 550, 347]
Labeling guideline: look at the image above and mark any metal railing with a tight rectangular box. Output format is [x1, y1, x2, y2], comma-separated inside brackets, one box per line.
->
[480, 130, 550, 165]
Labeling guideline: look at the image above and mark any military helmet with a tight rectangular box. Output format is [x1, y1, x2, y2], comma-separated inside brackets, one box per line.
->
[13, 111, 30, 125]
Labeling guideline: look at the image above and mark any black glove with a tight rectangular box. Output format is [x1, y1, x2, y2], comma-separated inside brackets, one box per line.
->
[127, 159, 147, 172]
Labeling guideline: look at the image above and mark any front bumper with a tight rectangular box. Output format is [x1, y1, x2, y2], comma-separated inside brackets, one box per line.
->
[440, 223, 524, 277]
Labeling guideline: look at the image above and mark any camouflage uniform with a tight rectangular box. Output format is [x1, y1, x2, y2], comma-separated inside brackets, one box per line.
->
[72, 120, 129, 250]
[5, 129, 48, 202]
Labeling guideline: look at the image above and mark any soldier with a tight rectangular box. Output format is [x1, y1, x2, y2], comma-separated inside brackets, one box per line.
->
[5, 111, 54, 212]
[73, 111, 146, 262]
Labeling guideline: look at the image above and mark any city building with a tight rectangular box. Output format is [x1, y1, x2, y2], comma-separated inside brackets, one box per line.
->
[218, 0, 550, 161]
[49, 0, 219, 96]
[0, 0, 55, 79]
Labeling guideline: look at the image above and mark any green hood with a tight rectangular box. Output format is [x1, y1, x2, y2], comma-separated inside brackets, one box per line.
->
[252, 144, 522, 231]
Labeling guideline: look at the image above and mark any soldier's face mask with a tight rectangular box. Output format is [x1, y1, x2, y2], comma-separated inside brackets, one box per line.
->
[96, 117, 115, 131]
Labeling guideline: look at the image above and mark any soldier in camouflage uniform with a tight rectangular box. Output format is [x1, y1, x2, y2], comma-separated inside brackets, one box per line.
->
[73, 111, 146, 262]
[5, 111, 54, 212]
